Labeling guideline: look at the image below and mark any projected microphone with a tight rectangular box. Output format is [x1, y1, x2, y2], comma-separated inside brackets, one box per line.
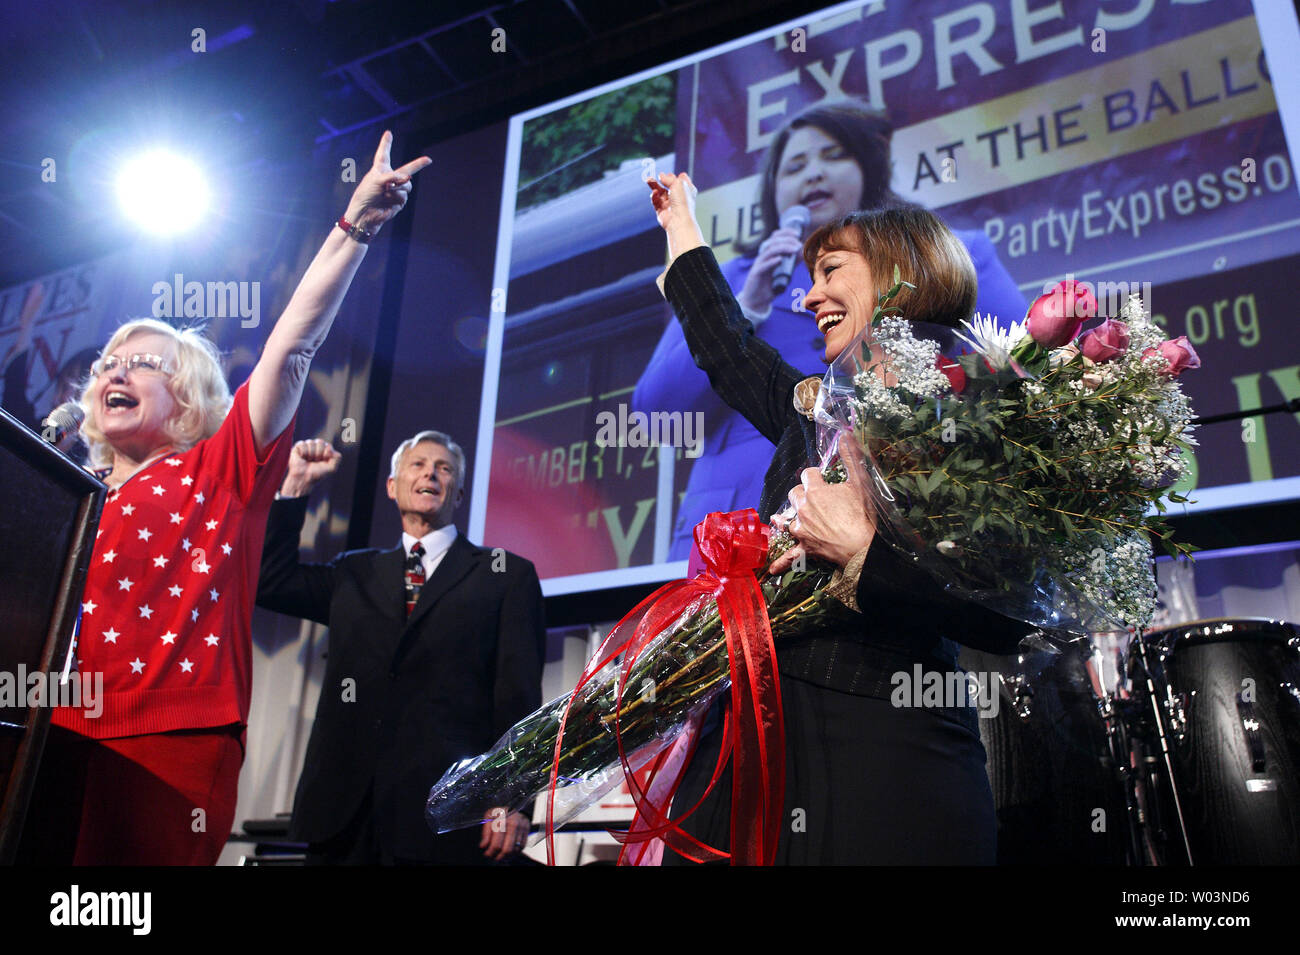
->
[41, 402, 84, 445]
[770, 204, 811, 295]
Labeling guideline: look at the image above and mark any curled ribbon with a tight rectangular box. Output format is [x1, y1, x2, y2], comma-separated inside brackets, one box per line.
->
[544, 509, 785, 866]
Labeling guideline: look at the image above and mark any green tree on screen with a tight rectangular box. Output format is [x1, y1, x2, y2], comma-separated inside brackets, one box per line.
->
[518, 74, 676, 209]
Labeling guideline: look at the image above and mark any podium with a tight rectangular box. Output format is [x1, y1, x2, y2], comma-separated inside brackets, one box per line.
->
[0, 405, 104, 863]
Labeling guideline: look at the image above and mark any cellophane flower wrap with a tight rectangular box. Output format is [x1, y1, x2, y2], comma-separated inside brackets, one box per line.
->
[812, 270, 1197, 635]
[426, 510, 857, 863]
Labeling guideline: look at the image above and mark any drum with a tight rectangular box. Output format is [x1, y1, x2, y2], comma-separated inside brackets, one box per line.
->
[963, 641, 1134, 864]
[1130, 618, 1300, 865]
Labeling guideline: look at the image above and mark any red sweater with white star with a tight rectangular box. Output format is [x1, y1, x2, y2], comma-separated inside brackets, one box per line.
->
[55, 382, 294, 739]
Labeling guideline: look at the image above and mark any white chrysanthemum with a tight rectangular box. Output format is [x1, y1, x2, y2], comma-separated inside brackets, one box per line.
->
[956, 313, 1027, 369]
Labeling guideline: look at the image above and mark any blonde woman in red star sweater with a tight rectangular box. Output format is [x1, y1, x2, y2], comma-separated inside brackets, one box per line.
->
[20, 133, 429, 866]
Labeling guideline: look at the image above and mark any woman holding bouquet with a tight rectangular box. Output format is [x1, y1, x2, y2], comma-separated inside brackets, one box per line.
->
[646, 171, 1032, 864]
[634, 101, 1025, 560]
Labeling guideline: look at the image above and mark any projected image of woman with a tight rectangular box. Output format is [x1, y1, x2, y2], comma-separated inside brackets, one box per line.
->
[19, 133, 429, 866]
[645, 169, 1032, 864]
[634, 101, 1026, 560]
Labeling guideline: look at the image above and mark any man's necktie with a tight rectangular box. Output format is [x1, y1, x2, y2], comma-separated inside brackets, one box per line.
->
[404, 542, 425, 618]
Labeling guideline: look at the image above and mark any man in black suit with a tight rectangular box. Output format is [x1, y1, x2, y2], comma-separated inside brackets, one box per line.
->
[257, 431, 545, 864]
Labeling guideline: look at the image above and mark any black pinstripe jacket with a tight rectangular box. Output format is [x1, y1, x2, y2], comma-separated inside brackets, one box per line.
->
[661, 246, 1028, 693]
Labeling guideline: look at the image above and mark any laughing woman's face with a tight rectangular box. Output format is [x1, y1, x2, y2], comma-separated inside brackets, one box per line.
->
[87, 331, 180, 461]
[801, 248, 880, 363]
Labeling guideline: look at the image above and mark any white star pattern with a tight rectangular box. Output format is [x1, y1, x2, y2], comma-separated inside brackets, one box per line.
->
[82, 431, 266, 728]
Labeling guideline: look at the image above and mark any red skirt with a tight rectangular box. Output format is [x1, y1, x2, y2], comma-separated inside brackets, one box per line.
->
[18, 725, 244, 866]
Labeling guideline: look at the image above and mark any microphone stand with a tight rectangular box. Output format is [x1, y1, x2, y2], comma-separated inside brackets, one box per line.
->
[1192, 397, 1300, 426]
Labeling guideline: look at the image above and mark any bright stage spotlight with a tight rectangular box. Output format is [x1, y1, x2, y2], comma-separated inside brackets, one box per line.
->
[116, 151, 211, 235]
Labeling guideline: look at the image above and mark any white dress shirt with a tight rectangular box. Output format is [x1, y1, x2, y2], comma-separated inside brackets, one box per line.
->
[401, 523, 457, 580]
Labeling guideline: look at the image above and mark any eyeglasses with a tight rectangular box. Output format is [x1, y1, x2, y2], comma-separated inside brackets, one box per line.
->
[92, 353, 174, 377]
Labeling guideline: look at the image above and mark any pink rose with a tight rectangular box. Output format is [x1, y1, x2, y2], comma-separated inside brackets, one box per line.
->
[1025, 279, 1097, 348]
[1142, 336, 1201, 376]
[1079, 319, 1130, 362]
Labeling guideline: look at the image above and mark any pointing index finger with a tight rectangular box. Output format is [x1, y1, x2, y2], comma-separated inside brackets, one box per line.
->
[374, 130, 393, 169]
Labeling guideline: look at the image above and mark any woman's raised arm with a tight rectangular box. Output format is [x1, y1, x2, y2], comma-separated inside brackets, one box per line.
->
[247, 132, 430, 453]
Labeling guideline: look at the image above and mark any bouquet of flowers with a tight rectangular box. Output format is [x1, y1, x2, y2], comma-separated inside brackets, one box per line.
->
[426, 510, 858, 865]
[426, 275, 1199, 863]
[815, 270, 1198, 634]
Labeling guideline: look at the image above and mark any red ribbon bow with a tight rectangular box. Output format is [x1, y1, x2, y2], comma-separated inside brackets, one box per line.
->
[544, 509, 786, 866]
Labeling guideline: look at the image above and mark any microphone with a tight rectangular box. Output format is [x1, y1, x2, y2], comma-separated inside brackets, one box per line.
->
[41, 402, 84, 445]
[770, 204, 811, 295]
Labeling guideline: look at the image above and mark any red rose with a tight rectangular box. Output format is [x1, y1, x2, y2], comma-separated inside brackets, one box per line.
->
[1025, 279, 1097, 349]
[1142, 336, 1201, 376]
[1079, 319, 1130, 362]
[936, 355, 966, 393]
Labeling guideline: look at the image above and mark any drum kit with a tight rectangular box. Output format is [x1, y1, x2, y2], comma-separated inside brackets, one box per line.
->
[965, 617, 1300, 865]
